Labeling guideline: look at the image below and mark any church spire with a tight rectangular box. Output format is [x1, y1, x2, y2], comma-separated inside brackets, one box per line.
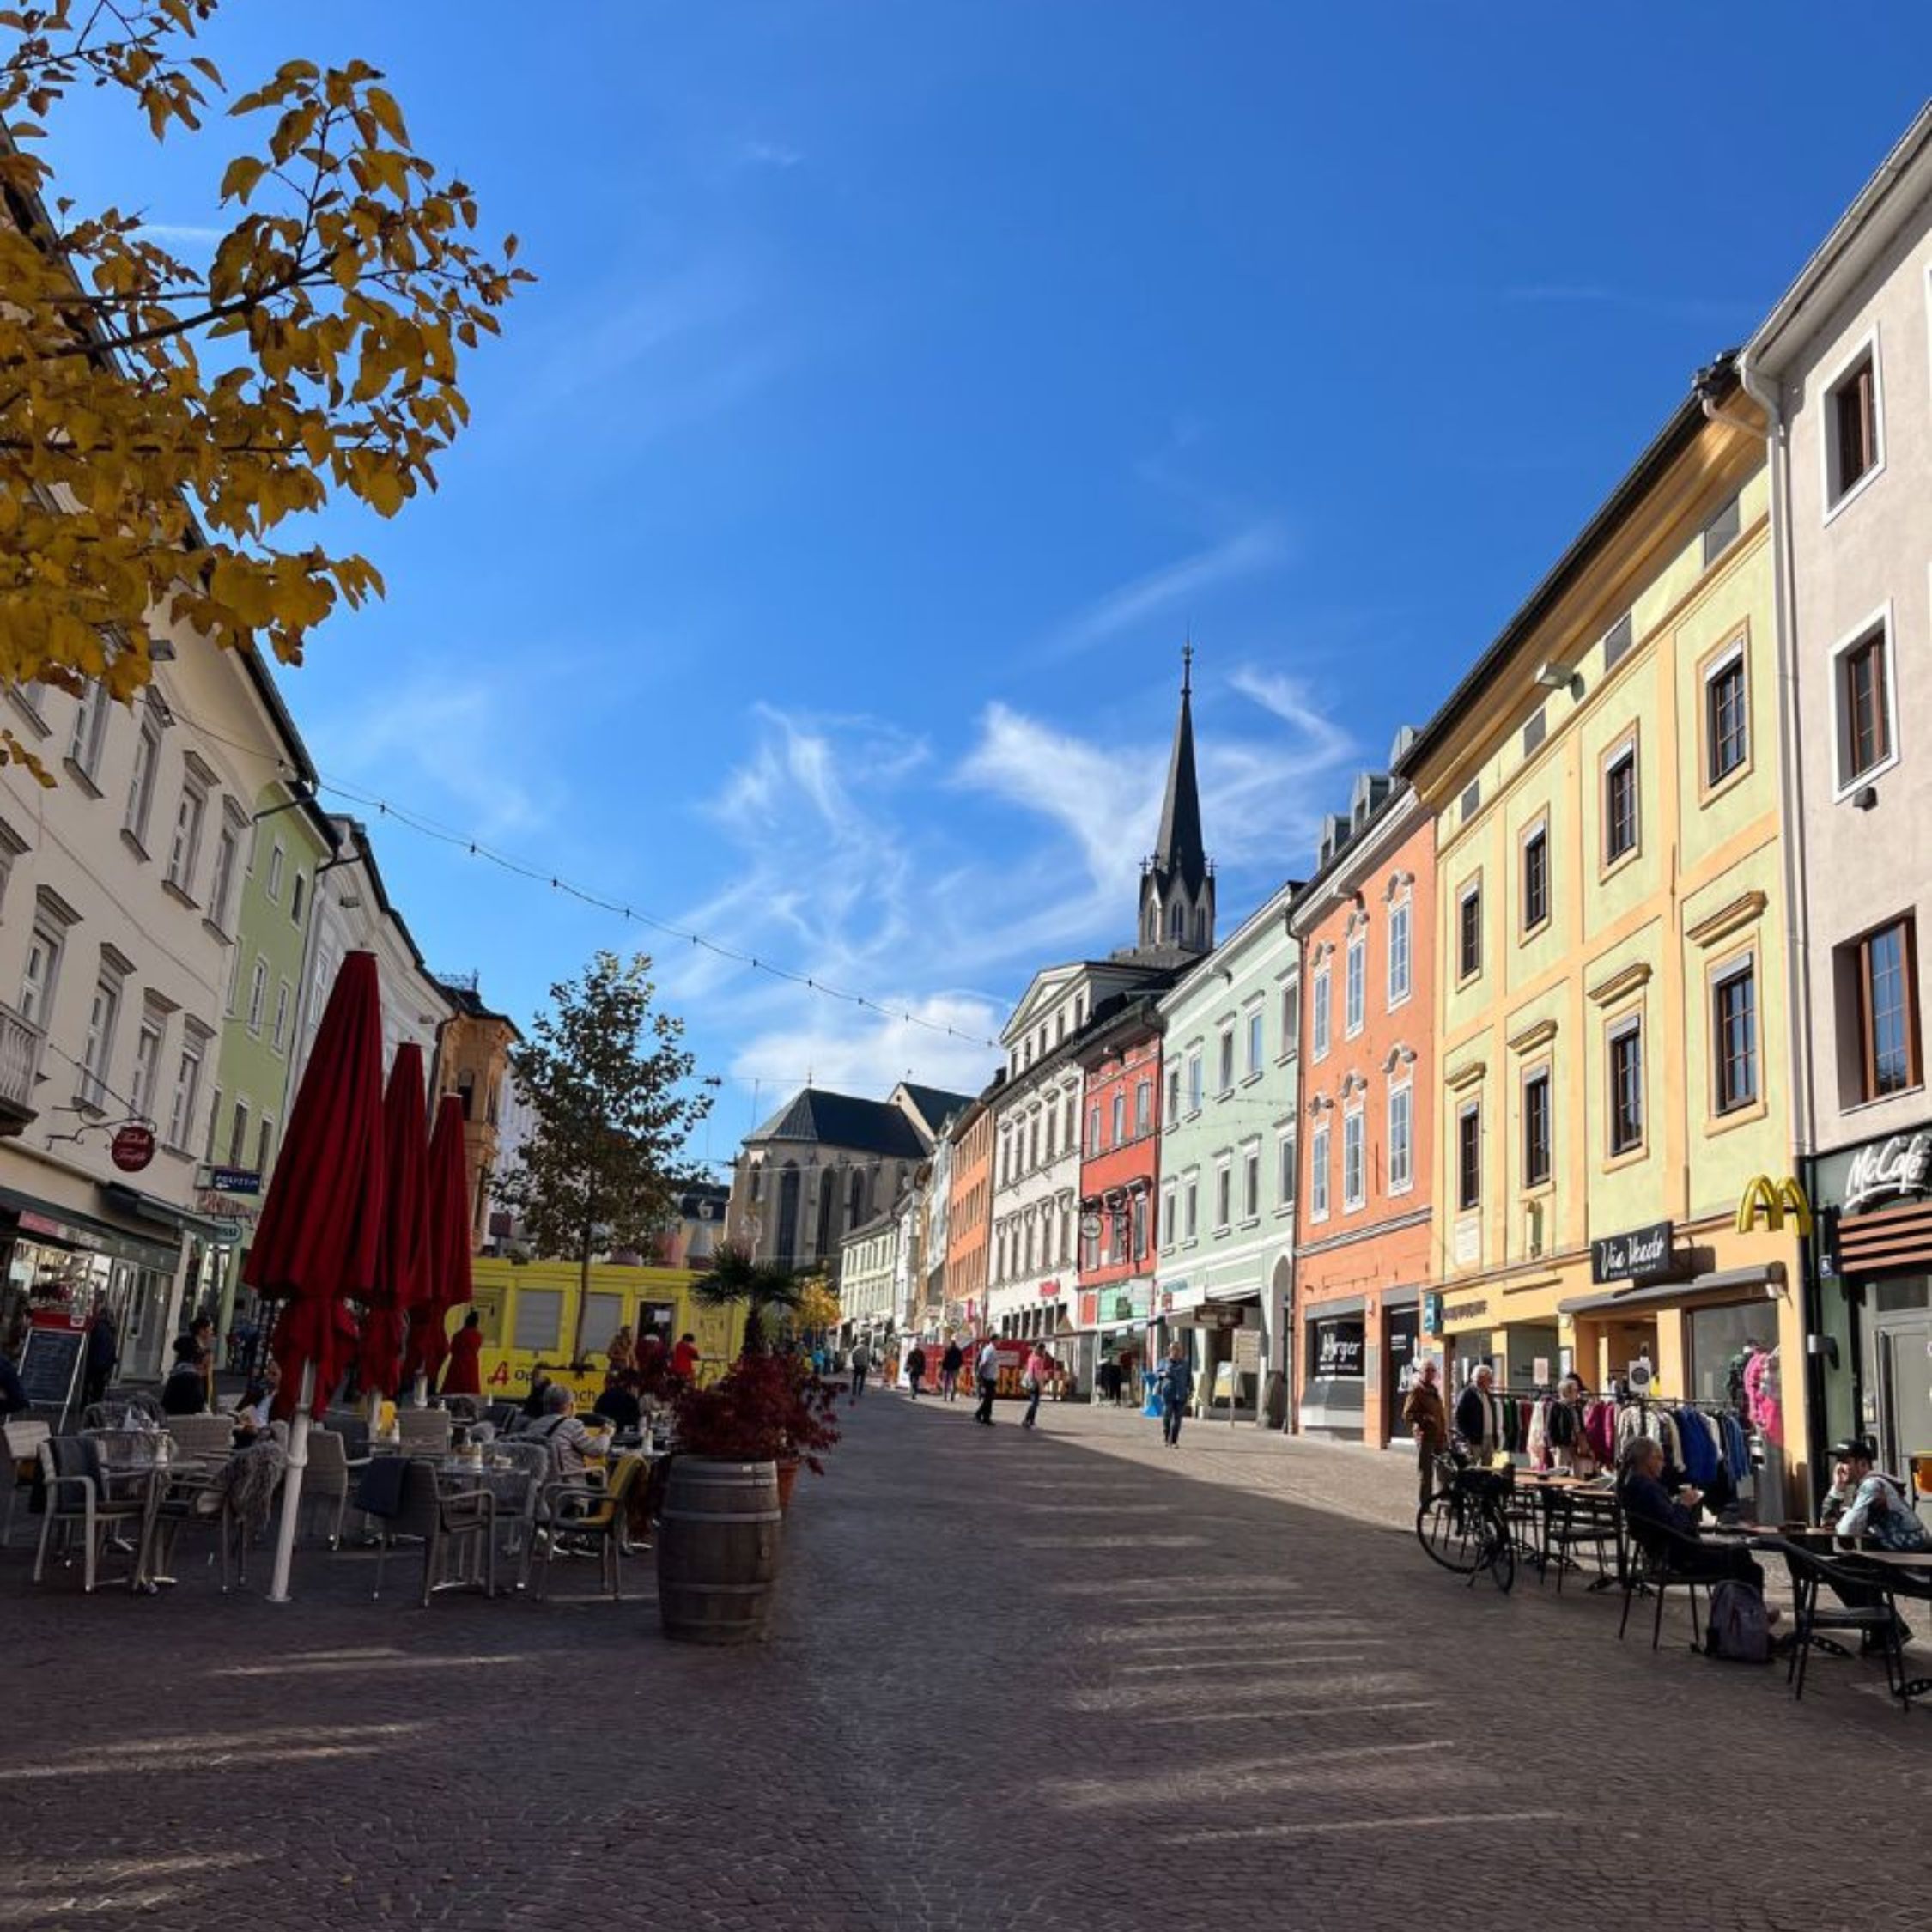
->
[1134, 646, 1216, 958]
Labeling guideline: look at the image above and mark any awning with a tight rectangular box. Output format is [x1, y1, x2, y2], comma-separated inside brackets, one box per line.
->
[1558, 1262, 1784, 1319]
[0, 1184, 180, 1270]
[1206, 1285, 1261, 1305]
[100, 1182, 233, 1240]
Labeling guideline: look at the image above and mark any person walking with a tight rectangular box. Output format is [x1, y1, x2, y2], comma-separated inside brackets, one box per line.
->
[849, 1340, 872, 1402]
[82, 1294, 118, 1408]
[939, 1338, 963, 1402]
[1159, 1341, 1194, 1447]
[1021, 1346, 1051, 1428]
[1401, 1358, 1448, 1505]
[905, 1342, 927, 1399]
[974, 1336, 1000, 1425]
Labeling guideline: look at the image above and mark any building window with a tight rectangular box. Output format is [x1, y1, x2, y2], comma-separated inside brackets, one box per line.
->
[167, 1036, 204, 1151]
[271, 981, 291, 1054]
[1133, 1192, 1148, 1260]
[1460, 778, 1481, 823]
[129, 1014, 163, 1122]
[1835, 620, 1894, 793]
[1604, 739, 1639, 864]
[1281, 981, 1300, 1056]
[228, 1097, 251, 1168]
[1456, 1103, 1481, 1212]
[79, 974, 119, 1109]
[1388, 1084, 1413, 1193]
[1522, 705, 1546, 756]
[1713, 958, 1758, 1115]
[1247, 1009, 1263, 1075]
[1081, 1219, 1099, 1273]
[1165, 1064, 1181, 1123]
[1215, 1164, 1231, 1230]
[1457, 883, 1482, 982]
[68, 682, 110, 783]
[18, 920, 63, 1030]
[1062, 1095, 1075, 1150]
[1705, 646, 1748, 787]
[1609, 1018, 1644, 1157]
[166, 778, 207, 895]
[1601, 611, 1634, 672]
[1345, 933, 1365, 1036]
[204, 1085, 222, 1163]
[246, 957, 268, 1036]
[124, 709, 161, 844]
[1522, 823, 1550, 934]
[1523, 1068, 1552, 1188]
[1028, 1116, 1039, 1169]
[1828, 347, 1880, 506]
[1086, 1104, 1101, 1157]
[1183, 1181, 1199, 1241]
[1312, 968, 1331, 1058]
[1217, 1028, 1234, 1095]
[1342, 1109, 1364, 1211]
[1702, 491, 1741, 567]
[289, 872, 307, 925]
[1279, 1130, 1297, 1208]
[1242, 1148, 1260, 1219]
[1852, 918, 1920, 1100]
[1186, 1051, 1203, 1114]
[1309, 1121, 1330, 1219]
[1388, 902, 1411, 1006]
[1135, 1078, 1151, 1134]
[1111, 1091, 1125, 1145]
[209, 817, 243, 933]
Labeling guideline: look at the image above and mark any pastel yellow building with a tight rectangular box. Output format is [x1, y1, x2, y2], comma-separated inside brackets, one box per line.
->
[1396, 359, 1809, 1510]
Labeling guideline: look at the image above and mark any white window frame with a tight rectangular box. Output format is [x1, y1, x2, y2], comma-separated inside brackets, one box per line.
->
[1341, 1104, 1365, 1212]
[246, 957, 268, 1036]
[271, 979, 291, 1054]
[1214, 1159, 1232, 1232]
[123, 706, 162, 846]
[18, 918, 64, 1030]
[1345, 932, 1365, 1037]
[166, 775, 208, 896]
[129, 1011, 165, 1123]
[1183, 1178, 1199, 1242]
[1388, 898, 1412, 1009]
[1278, 1128, 1297, 1211]
[1820, 324, 1886, 524]
[1217, 1027, 1235, 1097]
[79, 971, 121, 1110]
[1110, 1091, 1125, 1145]
[1279, 980, 1300, 1061]
[1242, 1145, 1261, 1221]
[1309, 1121, 1331, 1222]
[167, 1035, 205, 1152]
[208, 808, 246, 935]
[1702, 638, 1750, 789]
[1186, 1050, 1203, 1115]
[68, 682, 110, 785]
[1829, 602, 1900, 801]
[1388, 1080, 1413, 1195]
[1246, 1007, 1264, 1077]
[228, 1096, 251, 1168]
[1312, 966, 1332, 1060]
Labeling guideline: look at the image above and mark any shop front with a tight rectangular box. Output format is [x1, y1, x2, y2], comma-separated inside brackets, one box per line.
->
[1382, 1291, 1420, 1444]
[1079, 1279, 1151, 1400]
[1299, 1298, 1365, 1439]
[1807, 1125, 1932, 1494]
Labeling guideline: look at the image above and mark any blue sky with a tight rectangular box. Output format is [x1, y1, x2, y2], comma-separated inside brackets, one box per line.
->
[44, 3, 1932, 1170]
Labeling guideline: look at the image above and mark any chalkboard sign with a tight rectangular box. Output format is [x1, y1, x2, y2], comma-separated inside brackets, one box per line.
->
[18, 1325, 85, 1419]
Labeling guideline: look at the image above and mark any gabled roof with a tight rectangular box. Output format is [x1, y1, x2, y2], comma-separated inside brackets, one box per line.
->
[896, 1082, 975, 1140]
[749, 1087, 931, 1160]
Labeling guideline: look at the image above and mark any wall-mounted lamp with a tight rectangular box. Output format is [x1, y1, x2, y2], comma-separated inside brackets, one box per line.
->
[1853, 785, 1879, 812]
[1805, 1332, 1839, 1370]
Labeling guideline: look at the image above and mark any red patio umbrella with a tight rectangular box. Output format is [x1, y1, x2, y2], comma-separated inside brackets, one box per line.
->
[405, 1092, 474, 1391]
[360, 1042, 430, 1400]
[243, 950, 386, 1423]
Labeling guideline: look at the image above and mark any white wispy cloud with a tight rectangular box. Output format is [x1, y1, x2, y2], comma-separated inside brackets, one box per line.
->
[674, 669, 1356, 1103]
[134, 222, 224, 248]
[741, 139, 804, 170]
[1043, 521, 1290, 660]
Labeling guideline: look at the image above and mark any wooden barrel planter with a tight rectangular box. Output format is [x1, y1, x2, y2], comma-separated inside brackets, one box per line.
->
[656, 1457, 783, 1644]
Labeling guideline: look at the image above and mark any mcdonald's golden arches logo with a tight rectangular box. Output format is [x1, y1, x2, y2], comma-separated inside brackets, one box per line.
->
[1735, 1175, 1813, 1236]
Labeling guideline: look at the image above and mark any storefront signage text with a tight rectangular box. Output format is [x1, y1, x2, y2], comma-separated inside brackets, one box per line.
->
[207, 1166, 263, 1196]
[1590, 1219, 1674, 1284]
[1844, 1133, 1932, 1216]
[1037, 1278, 1062, 1300]
[1736, 1174, 1814, 1236]
[1421, 1291, 1443, 1336]
[1312, 1320, 1365, 1378]
[110, 1126, 155, 1173]
[1443, 1297, 1490, 1324]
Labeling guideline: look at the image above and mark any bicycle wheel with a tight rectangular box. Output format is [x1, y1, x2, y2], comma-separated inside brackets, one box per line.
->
[1416, 1492, 1485, 1573]
[1484, 1508, 1517, 1594]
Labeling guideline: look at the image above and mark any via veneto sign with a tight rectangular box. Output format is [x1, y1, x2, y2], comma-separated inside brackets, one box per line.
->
[110, 1125, 156, 1174]
[1589, 1218, 1674, 1285]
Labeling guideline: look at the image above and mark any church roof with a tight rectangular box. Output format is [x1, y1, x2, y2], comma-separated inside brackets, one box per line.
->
[749, 1087, 931, 1159]
[1151, 650, 1209, 896]
[896, 1083, 976, 1138]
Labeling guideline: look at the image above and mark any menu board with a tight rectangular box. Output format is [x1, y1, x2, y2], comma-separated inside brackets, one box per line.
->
[18, 1324, 84, 1416]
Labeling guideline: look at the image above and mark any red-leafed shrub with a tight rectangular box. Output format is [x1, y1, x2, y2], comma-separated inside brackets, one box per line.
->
[672, 1352, 842, 1474]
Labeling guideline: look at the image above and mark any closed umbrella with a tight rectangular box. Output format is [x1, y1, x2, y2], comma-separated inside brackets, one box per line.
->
[406, 1093, 474, 1396]
[361, 1042, 430, 1404]
[241, 951, 386, 1603]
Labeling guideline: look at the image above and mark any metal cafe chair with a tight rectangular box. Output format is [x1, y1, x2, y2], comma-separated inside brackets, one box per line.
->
[372, 1459, 495, 1607]
[3, 1416, 49, 1547]
[32, 1438, 148, 1594]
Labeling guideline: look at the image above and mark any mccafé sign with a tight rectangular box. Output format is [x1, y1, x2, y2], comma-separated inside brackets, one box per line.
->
[1843, 1133, 1932, 1216]
[1735, 1175, 1814, 1236]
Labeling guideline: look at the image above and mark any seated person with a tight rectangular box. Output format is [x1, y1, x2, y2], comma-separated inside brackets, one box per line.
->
[232, 1358, 282, 1441]
[1619, 1434, 1776, 1607]
[592, 1376, 642, 1434]
[160, 1334, 211, 1415]
[527, 1381, 598, 1482]
[1822, 1437, 1932, 1552]
[520, 1370, 553, 1421]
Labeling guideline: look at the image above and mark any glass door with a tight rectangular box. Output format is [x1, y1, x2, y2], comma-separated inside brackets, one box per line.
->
[1876, 1315, 1932, 1482]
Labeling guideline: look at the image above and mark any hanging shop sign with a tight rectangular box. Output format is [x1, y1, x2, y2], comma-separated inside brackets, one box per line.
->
[205, 1165, 263, 1196]
[1422, 1291, 1444, 1336]
[109, 1125, 155, 1173]
[1037, 1278, 1062, 1300]
[1735, 1174, 1814, 1236]
[1590, 1219, 1674, 1284]
[1843, 1133, 1932, 1216]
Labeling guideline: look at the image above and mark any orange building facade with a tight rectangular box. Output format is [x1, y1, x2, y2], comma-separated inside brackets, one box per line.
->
[945, 1089, 996, 1332]
[1291, 784, 1437, 1444]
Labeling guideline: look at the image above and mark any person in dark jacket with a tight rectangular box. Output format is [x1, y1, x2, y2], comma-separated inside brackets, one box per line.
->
[939, 1339, 964, 1402]
[905, 1344, 927, 1399]
[1159, 1341, 1194, 1447]
[82, 1295, 118, 1407]
[1618, 1435, 1770, 1598]
[1453, 1363, 1502, 1459]
[1402, 1359, 1449, 1505]
[0, 1352, 27, 1418]
[160, 1334, 210, 1416]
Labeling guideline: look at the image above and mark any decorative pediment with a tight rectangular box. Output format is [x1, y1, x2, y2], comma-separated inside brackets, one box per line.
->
[1507, 1016, 1558, 1055]
[1306, 1092, 1334, 1118]
[1686, 890, 1768, 951]
[1340, 1070, 1369, 1097]
[1383, 1043, 1417, 1074]
[1444, 1059, 1486, 1092]
[1346, 908, 1370, 938]
[1311, 939, 1335, 965]
[1382, 869, 1414, 903]
[1586, 959, 1653, 1008]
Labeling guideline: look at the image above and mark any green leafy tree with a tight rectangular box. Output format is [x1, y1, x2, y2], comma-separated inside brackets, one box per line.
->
[494, 952, 711, 1365]
[0, 1, 528, 774]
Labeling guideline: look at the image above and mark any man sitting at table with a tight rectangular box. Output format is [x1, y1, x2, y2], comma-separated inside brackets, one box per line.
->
[1619, 1434, 1777, 1614]
[529, 1381, 598, 1481]
[232, 1358, 282, 1442]
[1822, 1437, 1932, 1552]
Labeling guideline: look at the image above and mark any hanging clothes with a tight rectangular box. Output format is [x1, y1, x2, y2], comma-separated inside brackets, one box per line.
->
[1674, 1406, 1720, 1485]
[1745, 1347, 1784, 1448]
[1584, 1400, 1617, 1469]
[1526, 1397, 1552, 1471]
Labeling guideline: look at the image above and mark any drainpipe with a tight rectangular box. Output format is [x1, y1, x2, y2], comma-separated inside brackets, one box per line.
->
[1720, 352, 1825, 1508]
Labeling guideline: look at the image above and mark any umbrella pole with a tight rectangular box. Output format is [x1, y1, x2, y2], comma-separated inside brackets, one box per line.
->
[267, 1362, 314, 1605]
[412, 1371, 428, 1410]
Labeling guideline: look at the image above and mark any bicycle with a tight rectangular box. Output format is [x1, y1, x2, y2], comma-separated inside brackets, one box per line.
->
[1416, 1450, 1516, 1593]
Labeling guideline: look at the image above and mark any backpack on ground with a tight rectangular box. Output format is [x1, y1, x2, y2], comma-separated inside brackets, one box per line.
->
[1704, 1580, 1771, 1663]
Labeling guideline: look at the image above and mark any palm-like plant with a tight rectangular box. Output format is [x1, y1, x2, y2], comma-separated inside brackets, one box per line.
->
[692, 1242, 804, 1357]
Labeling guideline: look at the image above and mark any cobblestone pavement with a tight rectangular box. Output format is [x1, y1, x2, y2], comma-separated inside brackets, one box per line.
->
[6, 1394, 1930, 1932]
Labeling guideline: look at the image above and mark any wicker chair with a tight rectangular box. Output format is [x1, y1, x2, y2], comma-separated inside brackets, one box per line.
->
[167, 1413, 238, 1464]
[396, 1408, 452, 1459]
[32, 1438, 148, 1593]
[372, 1458, 495, 1606]
[303, 1429, 366, 1549]
[532, 1455, 644, 1603]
